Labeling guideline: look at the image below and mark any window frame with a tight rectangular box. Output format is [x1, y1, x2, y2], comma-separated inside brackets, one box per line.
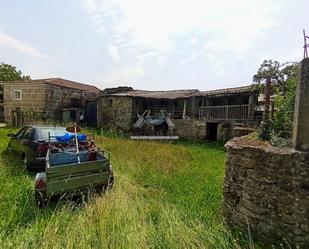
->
[16, 127, 28, 139]
[22, 127, 34, 140]
[12, 90, 22, 100]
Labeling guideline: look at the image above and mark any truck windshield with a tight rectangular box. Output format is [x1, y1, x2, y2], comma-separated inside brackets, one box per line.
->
[38, 128, 67, 142]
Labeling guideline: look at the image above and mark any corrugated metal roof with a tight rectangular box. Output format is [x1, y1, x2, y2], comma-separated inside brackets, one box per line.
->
[107, 89, 200, 99]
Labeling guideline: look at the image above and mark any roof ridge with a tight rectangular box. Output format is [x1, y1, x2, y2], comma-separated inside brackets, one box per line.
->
[44, 77, 100, 89]
[202, 84, 254, 93]
[130, 89, 199, 92]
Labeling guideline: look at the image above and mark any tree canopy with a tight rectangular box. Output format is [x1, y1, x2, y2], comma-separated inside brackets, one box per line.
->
[273, 62, 299, 134]
[253, 59, 299, 145]
[253, 59, 281, 84]
[0, 63, 30, 81]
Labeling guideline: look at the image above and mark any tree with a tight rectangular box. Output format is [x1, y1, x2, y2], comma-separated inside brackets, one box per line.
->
[273, 63, 298, 134]
[0, 63, 30, 81]
[253, 59, 281, 121]
[253, 59, 299, 142]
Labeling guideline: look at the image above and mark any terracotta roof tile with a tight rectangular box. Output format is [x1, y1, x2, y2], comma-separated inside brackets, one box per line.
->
[43, 78, 101, 94]
[107, 89, 200, 99]
[200, 85, 256, 97]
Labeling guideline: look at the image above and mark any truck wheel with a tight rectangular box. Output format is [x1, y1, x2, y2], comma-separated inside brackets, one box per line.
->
[35, 192, 47, 208]
[107, 174, 114, 189]
[23, 155, 32, 171]
[7, 143, 12, 153]
[95, 185, 104, 194]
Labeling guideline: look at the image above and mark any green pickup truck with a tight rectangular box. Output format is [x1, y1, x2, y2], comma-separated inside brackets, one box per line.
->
[34, 136, 114, 207]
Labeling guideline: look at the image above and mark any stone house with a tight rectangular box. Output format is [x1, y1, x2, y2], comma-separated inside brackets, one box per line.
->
[0, 78, 101, 126]
[97, 89, 199, 132]
[196, 85, 258, 140]
[97, 85, 259, 141]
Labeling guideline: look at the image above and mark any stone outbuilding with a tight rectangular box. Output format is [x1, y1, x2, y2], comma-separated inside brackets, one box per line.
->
[0, 78, 101, 126]
[97, 85, 259, 141]
[197, 85, 259, 141]
[97, 88, 199, 133]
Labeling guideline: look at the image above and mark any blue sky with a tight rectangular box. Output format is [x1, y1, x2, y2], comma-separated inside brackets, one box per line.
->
[0, 0, 307, 90]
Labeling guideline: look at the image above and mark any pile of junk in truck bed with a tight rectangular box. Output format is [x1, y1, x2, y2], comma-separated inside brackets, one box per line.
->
[33, 125, 114, 208]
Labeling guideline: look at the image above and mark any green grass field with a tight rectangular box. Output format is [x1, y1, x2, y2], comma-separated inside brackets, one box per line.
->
[0, 127, 255, 249]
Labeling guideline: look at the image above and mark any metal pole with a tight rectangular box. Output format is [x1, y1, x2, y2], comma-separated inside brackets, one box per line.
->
[74, 124, 80, 164]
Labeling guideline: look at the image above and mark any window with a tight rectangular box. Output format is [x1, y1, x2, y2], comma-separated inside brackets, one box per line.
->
[12, 90, 22, 100]
[38, 127, 67, 141]
[23, 127, 34, 140]
[16, 127, 28, 139]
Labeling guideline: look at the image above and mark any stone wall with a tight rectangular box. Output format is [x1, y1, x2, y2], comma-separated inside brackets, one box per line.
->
[293, 57, 309, 151]
[3, 82, 47, 124]
[224, 136, 309, 248]
[171, 119, 206, 140]
[2, 82, 96, 125]
[97, 96, 133, 132]
[232, 126, 255, 138]
[217, 121, 233, 142]
[44, 84, 93, 120]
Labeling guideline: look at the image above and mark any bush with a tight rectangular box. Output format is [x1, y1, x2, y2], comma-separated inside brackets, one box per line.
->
[258, 120, 273, 141]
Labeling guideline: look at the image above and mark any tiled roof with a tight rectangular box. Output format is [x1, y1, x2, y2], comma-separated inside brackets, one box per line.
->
[200, 85, 256, 97]
[42, 78, 101, 94]
[105, 85, 256, 99]
[0, 78, 101, 94]
[108, 89, 200, 99]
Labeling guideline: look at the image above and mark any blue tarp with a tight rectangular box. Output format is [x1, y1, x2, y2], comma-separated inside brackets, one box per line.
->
[50, 150, 89, 166]
[55, 132, 87, 142]
[144, 116, 165, 126]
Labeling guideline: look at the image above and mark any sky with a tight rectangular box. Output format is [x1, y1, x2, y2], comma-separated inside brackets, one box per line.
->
[0, 0, 307, 90]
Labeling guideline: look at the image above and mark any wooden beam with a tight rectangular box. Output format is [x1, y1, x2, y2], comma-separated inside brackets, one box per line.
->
[182, 100, 187, 119]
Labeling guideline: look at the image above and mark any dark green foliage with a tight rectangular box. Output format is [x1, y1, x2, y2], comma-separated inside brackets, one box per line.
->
[258, 119, 273, 141]
[272, 63, 298, 134]
[0, 63, 30, 81]
[254, 60, 299, 145]
[253, 59, 282, 83]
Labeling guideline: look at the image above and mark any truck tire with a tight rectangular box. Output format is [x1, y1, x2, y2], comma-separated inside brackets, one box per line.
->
[23, 154, 34, 172]
[107, 174, 114, 189]
[23, 155, 30, 171]
[7, 143, 12, 153]
[95, 174, 114, 194]
[35, 191, 47, 208]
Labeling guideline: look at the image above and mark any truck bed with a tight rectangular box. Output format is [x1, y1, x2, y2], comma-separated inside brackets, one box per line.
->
[45, 150, 111, 195]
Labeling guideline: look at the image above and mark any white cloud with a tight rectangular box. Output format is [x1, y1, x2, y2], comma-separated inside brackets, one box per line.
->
[181, 51, 197, 65]
[107, 45, 120, 62]
[24, 63, 56, 79]
[101, 64, 145, 87]
[190, 37, 198, 46]
[80, 0, 284, 85]
[0, 30, 48, 59]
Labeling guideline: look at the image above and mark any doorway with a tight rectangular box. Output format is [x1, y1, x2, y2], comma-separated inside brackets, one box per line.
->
[0, 106, 4, 123]
[206, 122, 218, 141]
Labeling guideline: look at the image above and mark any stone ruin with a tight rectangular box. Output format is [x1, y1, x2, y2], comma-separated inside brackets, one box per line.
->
[223, 58, 309, 248]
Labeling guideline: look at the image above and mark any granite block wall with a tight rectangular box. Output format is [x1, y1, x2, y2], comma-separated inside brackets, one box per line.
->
[224, 136, 309, 248]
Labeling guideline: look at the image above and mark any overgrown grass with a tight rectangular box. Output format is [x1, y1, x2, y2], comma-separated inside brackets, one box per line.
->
[0, 127, 255, 248]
